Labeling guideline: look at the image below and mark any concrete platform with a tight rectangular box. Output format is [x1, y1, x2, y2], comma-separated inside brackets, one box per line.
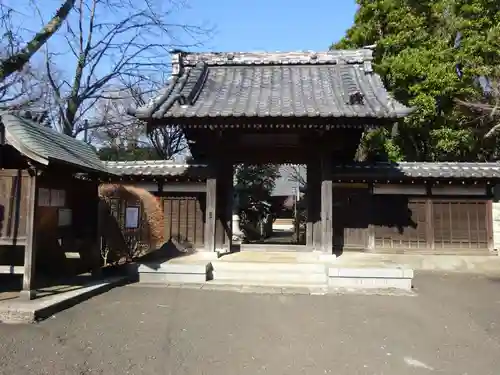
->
[328, 267, 413, 290]
[213, 252, 414, 291]
[131, 253, 213, 284]
[334, 252, 500, 274]
[0, 276, 128, 324]
[131, 251, 415, 292]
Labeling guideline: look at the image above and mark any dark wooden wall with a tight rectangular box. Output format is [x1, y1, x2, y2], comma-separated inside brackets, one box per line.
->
[35, 175, 99, 276]
[163, 193, 205, 249]
[0, 170, 30, 246]
[0, 170, 31, 267]
[334, 187, 492, 255]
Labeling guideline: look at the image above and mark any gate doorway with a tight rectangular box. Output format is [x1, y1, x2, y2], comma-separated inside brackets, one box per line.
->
[234, 164, 306, 249]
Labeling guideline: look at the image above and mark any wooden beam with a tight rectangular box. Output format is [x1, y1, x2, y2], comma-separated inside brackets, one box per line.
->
[204, 177, 217, 253]
[20, 173, 38, 300]
[320, 152, 333, 254]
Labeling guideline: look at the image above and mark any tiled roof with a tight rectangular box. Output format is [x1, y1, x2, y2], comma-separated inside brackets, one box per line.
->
[131, 49, 412, 121]
[1, 112, 109, 174]
[104, 160, 209, 178]
[103, 161, 500, 180]
[332, 162, 500, 179]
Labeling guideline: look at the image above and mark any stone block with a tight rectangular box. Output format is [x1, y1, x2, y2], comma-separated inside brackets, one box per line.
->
[328, 277, 412, 290]
[328, 267, 413, 279]
[138, 262, 209, 274]
[138, 272, 207, 284]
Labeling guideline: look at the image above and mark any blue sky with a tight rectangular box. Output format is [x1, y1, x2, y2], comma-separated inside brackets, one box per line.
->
[177, 0, 357, 52]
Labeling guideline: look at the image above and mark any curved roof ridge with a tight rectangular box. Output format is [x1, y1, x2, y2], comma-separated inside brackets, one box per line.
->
[176, 49, 374, 67]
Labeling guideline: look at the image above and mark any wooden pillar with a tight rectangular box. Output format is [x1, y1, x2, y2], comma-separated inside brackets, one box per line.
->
[93, 196, 104, 278]
[320, 151, 333, 253]
[216, 162, 233, 254]
[204, 177, 217, 253]
[486, 199, 494, 253]
[367, 185, 375, 251]
[425, 198, 435, 250]
[306, 160, 321, 250]
[21, 173, 38, 300]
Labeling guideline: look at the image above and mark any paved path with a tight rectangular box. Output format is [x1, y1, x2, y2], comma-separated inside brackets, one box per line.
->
[1, 273, 500, 374]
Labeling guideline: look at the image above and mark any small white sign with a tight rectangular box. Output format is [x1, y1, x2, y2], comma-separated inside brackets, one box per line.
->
[125, 206, 140, 229]
[50, 189, 66, 207]
[58, 208, 72, 226]
[38, 188, 51, 206]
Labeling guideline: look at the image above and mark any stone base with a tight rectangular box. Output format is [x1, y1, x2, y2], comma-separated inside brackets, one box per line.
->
[18, 290, 36, 301]
[139, 272, 208, 284]
[328, 267, 414, 290]
[193, 251, 220, 260]
[136, 260, 212, 284]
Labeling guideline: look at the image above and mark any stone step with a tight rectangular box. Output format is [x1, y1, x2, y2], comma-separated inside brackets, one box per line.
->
[328, 267, 414, 290]
[138, 262, 209, 274]
[212, 270, 328, 284]
[205, 279, 327, 289]
[239, 244, 308, 252]
[133, 261, 211, 284]
[211, 260, 326, 273]
[212, 261, 328, 284]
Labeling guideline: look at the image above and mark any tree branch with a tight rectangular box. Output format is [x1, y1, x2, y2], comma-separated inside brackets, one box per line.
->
[0, 0, 76, 82]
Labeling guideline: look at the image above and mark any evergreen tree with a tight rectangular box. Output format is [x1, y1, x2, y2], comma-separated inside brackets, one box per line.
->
[333, 0, 500, 161]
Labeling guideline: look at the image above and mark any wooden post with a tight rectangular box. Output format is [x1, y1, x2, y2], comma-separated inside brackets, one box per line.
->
[367, 225, 375, 251]
[486, 199, 494, 253]
[320, 151, 333, 253]
[367, 185, 375, 251]
[425, 198, 435, 250]
[93, 195, 103, 278]
[204, 177, 217, 253]
[224, 164, 234, 253]
[216, 162, 233, 254]
[21, 173, 38, 300]
[306, 160, 321, 250]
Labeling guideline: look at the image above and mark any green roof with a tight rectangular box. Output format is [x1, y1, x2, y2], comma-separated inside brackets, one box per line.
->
[1, 113, 109, 174]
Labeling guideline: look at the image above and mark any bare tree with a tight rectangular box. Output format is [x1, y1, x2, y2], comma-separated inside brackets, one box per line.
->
[283, 164, 306, 188]
[0, 0, 75, 83]
[88, 80, 149, 148]
[43, 0, 212, 137]
[0, 4, 63, 109]
[90, 77, 188, 159]
[148, 125, 188, 160]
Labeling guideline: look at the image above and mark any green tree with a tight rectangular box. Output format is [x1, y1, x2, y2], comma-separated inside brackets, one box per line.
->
[235, 164, 280, 239]
[98, 146, 159, 161]
[333, 0, 500, 161]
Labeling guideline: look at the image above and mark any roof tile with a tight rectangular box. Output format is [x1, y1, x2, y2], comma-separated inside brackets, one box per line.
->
[104, 160, 209, 178]
[332, 162, 500, 179]
[133, 50, 412, 121]
[2, 113, 109, 174]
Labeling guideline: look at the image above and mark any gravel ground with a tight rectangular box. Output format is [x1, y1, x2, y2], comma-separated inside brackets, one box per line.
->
[0, 272, 499, 375]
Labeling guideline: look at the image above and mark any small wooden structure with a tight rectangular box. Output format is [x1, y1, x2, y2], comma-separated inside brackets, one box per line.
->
[0, 112, 110, 300]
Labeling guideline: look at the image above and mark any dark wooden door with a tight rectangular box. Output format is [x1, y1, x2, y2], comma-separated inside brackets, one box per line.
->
[333, 187, 370, 250]
[433, 200, 488, 252]
[163, 193, 205, 249]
